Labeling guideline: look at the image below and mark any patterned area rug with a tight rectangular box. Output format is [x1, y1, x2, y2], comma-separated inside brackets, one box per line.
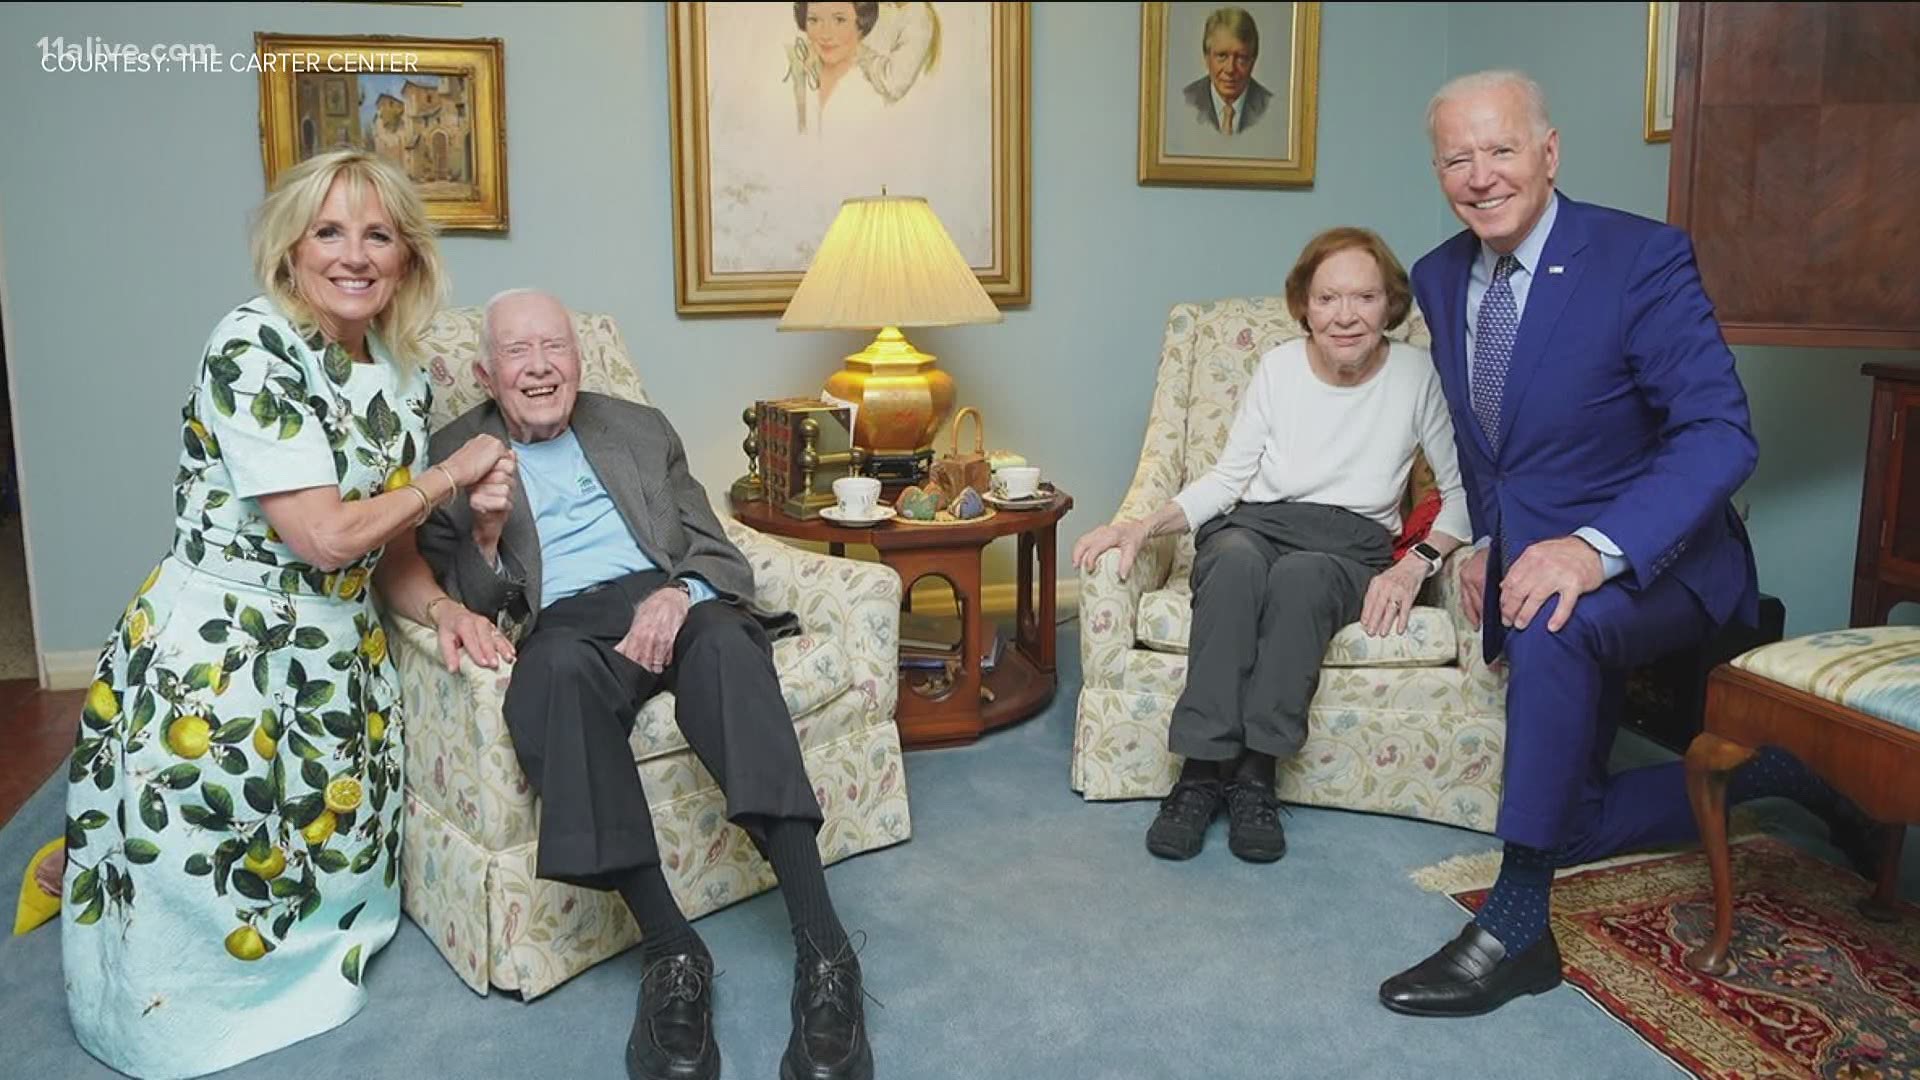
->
[1438, 837, 1920, 1080]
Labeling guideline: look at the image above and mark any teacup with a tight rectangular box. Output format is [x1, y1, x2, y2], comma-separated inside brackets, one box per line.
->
[832, 476, 882, 517]
[993, 466, 1041, 499]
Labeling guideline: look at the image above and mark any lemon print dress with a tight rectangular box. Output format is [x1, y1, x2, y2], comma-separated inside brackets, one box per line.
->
[63, 298, 425, 1079]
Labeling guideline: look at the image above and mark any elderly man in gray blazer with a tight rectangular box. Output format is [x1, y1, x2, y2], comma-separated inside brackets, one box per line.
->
[415, 289, 872, 1080]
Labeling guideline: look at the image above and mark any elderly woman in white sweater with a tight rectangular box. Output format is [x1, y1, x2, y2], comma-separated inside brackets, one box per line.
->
[1072, 226, 1470, 865]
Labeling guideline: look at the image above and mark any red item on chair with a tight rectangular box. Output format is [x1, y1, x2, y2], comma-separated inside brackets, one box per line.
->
[1394, 487, 1442, 560]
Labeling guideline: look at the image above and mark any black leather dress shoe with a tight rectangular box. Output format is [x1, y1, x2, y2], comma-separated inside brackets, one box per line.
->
[1378, 923, 1563, 1017]
[627, 952, 720, 1080]
[780, 935, 874, 1080]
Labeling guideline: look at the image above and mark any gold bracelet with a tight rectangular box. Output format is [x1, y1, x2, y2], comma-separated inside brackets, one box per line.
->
[432, 463, 460, 504]
[401, 482, 433, 526]
[424, 595, 454, 627]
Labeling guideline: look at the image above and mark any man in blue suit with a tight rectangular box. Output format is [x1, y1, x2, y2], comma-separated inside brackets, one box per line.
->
[1378, 70, 1869, 1018]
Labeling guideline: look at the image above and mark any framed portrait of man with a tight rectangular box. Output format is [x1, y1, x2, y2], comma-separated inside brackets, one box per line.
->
[667, 2, 1031, 314]
[1137, 2, 1321, 188]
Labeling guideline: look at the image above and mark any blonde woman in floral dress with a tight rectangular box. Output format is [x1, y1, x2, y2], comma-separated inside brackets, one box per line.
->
[59, 149, 512, 1079]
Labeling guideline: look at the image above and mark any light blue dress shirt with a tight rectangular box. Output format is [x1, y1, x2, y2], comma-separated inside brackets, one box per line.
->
[513, 429, 716, 609]
[1463, 192, 1628, 582]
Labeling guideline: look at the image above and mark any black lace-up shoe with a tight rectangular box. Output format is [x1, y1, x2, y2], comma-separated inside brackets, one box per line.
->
[1224, 780, 1288, 863]
[780, 934, 875, 1080]
[1146, 778, 1225, 860]
[627, 952, 720, 1080]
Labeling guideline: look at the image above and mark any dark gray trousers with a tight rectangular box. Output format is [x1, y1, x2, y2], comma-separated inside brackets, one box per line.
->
[1170, 502, 1393, 762]
[502, 569, 822, 890]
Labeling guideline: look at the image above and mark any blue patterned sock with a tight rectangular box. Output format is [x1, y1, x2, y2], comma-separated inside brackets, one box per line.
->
[1472, 842, 1556, 955]
[1728, 746, 1875, 874]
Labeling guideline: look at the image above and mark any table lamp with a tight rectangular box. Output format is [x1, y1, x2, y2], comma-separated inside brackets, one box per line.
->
[778, 194, 1003, 483]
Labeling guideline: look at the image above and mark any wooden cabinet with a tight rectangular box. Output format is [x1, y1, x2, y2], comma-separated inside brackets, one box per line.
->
[1852, 365, 1920, 625]
[1667, 2, 1920, 350]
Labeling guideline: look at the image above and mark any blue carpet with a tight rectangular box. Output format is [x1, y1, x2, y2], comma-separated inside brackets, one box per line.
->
[5, 624, 1915, 1079]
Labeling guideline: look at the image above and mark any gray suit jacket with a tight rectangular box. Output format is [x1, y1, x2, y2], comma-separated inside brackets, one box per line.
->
[1182, 76, 1272, 134]
[418, 392, 794, 638]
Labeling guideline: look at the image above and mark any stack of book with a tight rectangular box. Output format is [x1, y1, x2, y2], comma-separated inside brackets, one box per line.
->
[898, 612, 1003, 672]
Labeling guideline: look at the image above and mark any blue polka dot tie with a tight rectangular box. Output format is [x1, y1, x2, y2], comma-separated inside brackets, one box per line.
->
[1470, 254, 1520, 449]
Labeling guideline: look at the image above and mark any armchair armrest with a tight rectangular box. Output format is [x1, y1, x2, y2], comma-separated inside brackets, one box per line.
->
[725, 521, 903, 718]
[1427, 546, 1508, 716]
[387, 614, 536, 851]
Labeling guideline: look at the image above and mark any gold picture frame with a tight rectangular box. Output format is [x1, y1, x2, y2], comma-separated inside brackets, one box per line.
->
[256, 34, 508, 232]
[1138, 2, 1320, 188]
[1644, 1, 1676, 143]
[667, 2, 1031, 315]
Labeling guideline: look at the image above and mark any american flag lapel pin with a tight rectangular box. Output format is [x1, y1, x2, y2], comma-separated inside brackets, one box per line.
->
[1547, 265, 1565, 274]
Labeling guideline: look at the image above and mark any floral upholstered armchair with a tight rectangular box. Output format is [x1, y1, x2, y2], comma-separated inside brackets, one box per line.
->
[388, 307, 911, 1000]
[1072, 297, 1508, 832]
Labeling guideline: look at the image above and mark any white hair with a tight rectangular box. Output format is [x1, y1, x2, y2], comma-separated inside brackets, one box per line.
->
[479, 287, 571, 368]
[1426, 69, 1552, 144]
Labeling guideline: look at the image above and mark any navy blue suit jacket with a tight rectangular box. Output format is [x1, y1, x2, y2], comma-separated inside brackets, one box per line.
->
[1411, 195, 1760, 662]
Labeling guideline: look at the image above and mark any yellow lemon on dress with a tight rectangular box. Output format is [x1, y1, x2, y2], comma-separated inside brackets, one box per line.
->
[302, 810, 338, 847]
[126, 607, 151, 648]
[359, 627, 388, 667]
[84, 681, 120, 725]
[224, 925, 267, 962]
[138, 564, 163, 596]
[337, 569, 368, 601]
[166, 716, 210, 759]
[253, 724, 278, 760]
[243, 847, 287, 881]
[383, 467, 412, 493]
[366, 711, 387, 747]
[324, 776, 363, 814]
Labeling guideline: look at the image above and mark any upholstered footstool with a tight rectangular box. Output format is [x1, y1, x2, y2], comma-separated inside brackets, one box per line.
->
[1683, 627, 1920, 975]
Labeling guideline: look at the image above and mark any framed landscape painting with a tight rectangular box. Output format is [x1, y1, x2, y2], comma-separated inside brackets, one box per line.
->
[256, 34, 508, 231]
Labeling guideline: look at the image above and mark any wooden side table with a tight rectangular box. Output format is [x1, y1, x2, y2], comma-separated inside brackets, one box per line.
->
[731, 490, 1073, 749]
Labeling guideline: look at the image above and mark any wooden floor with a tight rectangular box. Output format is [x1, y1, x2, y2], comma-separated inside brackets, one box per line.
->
[0, 678, 80, 829]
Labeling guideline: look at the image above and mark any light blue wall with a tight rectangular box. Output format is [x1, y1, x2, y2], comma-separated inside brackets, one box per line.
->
[0, 1, 1449, 654]
[1443, 1, 1910, 634]
[0, 1, 1898, 657]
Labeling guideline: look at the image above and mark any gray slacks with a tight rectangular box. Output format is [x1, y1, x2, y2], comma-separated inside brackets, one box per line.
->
[1170, 501, 1393, 762]
[502, 569, 823, 890]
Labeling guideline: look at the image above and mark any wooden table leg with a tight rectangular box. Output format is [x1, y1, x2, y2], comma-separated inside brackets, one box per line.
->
[1860, 824, 1907, 923]
[1684, 731, 1757, 976]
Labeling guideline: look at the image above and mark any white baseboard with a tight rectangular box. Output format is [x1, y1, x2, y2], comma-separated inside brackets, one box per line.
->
[41, 649, 98, 691]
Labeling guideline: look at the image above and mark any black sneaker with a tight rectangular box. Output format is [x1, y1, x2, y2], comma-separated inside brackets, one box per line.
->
[1224, 780, 1288, 863]
[627, 951, 720, 1080]
[780, 933, 875, 1080]
[1146, 778, 1225, 860]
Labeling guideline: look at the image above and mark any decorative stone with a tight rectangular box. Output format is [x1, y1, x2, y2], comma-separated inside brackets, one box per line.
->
[950, 487, 986, 519]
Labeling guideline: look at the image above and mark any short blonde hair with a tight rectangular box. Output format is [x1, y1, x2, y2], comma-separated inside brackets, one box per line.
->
[249, 149, 446, 364]
[1284, 226, 1412, 330]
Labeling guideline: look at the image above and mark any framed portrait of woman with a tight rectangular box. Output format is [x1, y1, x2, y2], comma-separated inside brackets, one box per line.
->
[667, 2, 1031, 314]
[1137, 2, 1321, 188]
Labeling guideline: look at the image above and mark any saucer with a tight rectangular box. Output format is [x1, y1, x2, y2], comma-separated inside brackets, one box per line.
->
[984, 484, 1056, 510]
[819, 505, 896, 526]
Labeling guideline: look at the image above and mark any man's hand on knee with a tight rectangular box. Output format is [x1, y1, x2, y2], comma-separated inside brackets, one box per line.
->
[1500, 536, 1604, 632]
[617, 587, 691, 672]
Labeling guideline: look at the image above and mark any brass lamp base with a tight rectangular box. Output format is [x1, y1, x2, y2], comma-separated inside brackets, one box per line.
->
[823, 326, 955, 477]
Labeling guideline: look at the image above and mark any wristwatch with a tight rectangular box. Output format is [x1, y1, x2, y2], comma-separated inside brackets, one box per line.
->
[1409, 541, 1444, 579]
[665, 579, 693, 598]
